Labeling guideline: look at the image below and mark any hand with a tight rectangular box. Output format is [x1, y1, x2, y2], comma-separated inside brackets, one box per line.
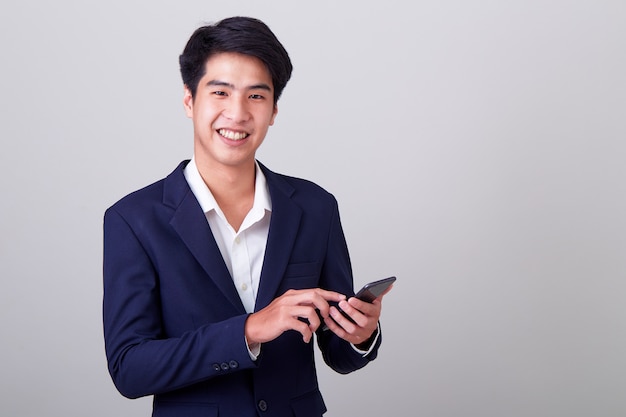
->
[323, 284, 392, 346]
[245, 288, 346, 345]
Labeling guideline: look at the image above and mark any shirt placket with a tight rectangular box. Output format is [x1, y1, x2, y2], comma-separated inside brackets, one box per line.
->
[231, 231, 255, 313]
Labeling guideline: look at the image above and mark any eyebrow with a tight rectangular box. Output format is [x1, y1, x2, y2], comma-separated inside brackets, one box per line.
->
[206, 79, 272, 92]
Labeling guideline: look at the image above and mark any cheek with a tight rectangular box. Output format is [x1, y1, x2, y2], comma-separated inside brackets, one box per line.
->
[195, 107, 220, 127]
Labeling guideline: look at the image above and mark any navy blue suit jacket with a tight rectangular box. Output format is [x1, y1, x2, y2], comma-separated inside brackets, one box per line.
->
[103, 161, 381, 417]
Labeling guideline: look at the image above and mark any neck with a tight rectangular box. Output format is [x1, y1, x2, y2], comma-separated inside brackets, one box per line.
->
[194, 157, 256, 231]
[197, 158, 255, 195]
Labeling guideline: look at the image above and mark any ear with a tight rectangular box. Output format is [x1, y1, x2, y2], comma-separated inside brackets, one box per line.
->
[269, 104, 278, 126]
[183, 86, 194, 118]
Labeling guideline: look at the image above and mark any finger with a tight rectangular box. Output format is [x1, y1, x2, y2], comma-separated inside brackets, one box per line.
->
[290, 289, 346, 318]
[314, 288, 348, 302]
[310, 289, 347, 316]
[338, 300, 368, 328]
[283, 288, 343, 306]
[290, 317, 314, 343]
[285, 287, 345, 302]
[322, 314, 346, 337]
[323, 309, 375, 345]
[329, 305, 359, 333]
[291, 305, 322, 331]
[347, 297, 379, 317]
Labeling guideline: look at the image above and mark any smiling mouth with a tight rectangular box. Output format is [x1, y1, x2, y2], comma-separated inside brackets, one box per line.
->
[218, 129, 249, 141]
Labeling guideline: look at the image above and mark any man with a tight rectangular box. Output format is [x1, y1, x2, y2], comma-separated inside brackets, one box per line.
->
[103, 16, 390, 417]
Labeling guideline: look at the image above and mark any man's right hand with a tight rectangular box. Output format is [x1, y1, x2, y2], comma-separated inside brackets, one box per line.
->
[244, 288, 346, 345]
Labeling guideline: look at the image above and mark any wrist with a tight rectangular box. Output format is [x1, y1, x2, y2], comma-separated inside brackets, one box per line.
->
[354, 332, 376, 350]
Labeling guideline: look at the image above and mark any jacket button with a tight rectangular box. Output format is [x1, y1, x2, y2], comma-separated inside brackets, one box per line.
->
[229, 360, 239, 369]
[212, 363, 221, 372]
[258, 400, 268, 412]
[220, 362, 230, 371]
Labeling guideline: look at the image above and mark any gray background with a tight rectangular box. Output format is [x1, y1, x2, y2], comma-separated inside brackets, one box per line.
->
[1, 1, 625, 416]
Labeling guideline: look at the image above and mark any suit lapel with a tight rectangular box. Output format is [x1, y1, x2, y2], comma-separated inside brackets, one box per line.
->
[254, 164, 302, 311]
[164, 162, 246, 313]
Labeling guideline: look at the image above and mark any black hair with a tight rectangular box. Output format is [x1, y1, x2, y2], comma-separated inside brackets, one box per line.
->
[179, 16, 293, 104]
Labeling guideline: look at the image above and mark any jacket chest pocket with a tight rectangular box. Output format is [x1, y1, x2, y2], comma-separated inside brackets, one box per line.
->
[282, 262, 320, 289]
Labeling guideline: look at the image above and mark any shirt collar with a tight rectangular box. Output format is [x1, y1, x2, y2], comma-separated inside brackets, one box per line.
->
[183, 157, 272, 216]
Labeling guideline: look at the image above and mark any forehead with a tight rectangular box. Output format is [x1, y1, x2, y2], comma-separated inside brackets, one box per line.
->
[202, 52, 272, 84]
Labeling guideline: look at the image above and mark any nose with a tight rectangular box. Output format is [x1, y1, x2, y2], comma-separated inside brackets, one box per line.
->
[223, 95, 251, 123]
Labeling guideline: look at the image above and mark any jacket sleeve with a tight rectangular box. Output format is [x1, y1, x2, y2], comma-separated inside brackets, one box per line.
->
[103, 207, 256, 399]
[315, 198, 382, 374]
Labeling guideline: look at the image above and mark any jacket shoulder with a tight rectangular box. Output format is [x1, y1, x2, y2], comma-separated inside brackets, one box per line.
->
[107, 178, 165, 213]
[260, 163, 337, 205]
[105, 161, 189, 216]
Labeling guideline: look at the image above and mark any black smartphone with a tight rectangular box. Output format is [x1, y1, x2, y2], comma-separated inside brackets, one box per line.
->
[353, 276, 396, 303]
[322, 276, 396, 330]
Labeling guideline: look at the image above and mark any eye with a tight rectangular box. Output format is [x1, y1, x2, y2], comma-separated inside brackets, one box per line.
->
[212, 90, 227, 96]
[249, 94, 264, 100]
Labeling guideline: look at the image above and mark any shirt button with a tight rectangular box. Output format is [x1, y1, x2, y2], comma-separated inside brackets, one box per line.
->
[258, 400, 268, 412]
[235, 237, 241, 244]
[241, 283, 248, 291]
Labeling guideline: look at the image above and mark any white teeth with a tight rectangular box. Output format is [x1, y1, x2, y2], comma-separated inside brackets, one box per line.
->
[219, 129, 249, 141]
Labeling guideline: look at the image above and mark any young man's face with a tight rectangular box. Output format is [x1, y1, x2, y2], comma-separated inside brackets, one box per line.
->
[184, 52, 278, 172]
